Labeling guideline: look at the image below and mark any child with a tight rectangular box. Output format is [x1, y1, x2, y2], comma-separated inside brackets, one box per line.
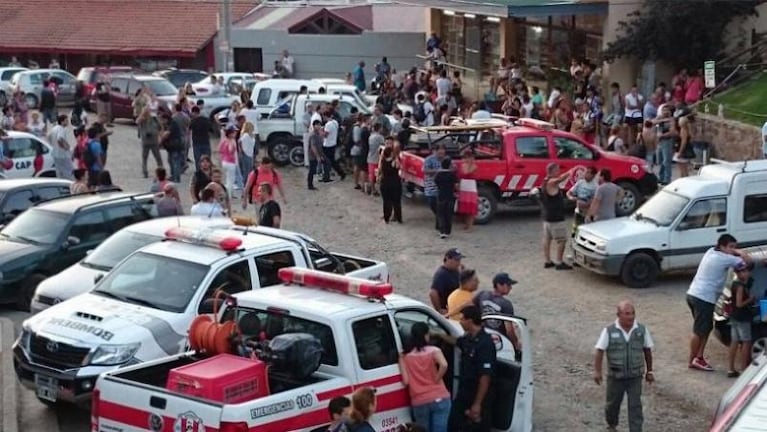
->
[727, 261, 756, 378]
[327, 396, 351, 432]
[434, 157, 458, 239]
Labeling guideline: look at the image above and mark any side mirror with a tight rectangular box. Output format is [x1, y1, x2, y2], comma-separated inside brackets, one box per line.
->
[85, 249, 94, 256]
[63, 236, 81, 249]
[94, 273, 104, 284]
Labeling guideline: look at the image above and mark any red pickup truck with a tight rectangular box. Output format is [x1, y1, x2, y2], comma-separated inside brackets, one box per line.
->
[400, 118, 658, 224]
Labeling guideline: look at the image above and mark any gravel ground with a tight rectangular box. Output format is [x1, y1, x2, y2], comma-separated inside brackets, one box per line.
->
[9, 120, 731, 431]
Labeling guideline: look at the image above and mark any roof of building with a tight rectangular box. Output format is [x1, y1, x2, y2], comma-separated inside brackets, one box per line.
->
[236, 2, 427, 33]
[0, 0, 256, 57]
[395, 0, 606, 17]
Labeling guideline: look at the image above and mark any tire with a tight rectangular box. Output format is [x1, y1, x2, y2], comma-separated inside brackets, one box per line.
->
[475, 185, 498, 225]
[25, 93, 39, 109]
[0, 91, 7, 107]
[16, 273, 47, 312]
[267, 135, 293, 167]
[288, 144, 305, 167]
[753, 337, 767, 358]
[620, 252, 659, 288]
[616, 181, 641, 216]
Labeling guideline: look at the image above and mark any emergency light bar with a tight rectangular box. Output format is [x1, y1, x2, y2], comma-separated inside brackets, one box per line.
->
[165, 227, 243, 251]
[277, 267, 393, 298]
[517, 118, 555, 131]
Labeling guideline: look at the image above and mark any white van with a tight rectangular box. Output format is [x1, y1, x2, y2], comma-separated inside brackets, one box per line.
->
[573, 160, 767, 288]
[251, 79, 321, 116]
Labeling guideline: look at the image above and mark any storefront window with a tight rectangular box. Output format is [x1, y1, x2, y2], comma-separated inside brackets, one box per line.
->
[442, 15, 465, 67]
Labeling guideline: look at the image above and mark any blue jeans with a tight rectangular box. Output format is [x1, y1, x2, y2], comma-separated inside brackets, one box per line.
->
[42, 107, 56, 125]
[412, 398, 451, 432]
[656, 140, 674, 184]
[168, 150, 184, 182]
[238, 153, 253, 183]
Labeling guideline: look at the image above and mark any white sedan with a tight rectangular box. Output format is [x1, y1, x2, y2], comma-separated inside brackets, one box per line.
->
[0, 131, 56, 179]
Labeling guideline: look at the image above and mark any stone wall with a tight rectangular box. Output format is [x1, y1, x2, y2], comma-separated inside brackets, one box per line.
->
[693, 113, 762, 161]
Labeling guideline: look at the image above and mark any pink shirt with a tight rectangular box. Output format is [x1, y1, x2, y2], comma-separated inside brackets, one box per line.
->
[402, 346, 450, 405]
[248, 166, 282, 204]
[684, 77, 703, 104]
[218, 138, 236, 164]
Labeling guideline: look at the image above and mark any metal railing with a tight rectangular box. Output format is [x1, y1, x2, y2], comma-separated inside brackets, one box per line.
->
[414, 55, 482, 101]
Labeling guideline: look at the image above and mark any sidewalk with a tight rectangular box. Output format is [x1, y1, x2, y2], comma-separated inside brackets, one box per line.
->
[1, 317, 18, 432]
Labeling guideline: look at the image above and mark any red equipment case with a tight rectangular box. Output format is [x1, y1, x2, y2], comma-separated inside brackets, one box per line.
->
[167, 354, 269, 404]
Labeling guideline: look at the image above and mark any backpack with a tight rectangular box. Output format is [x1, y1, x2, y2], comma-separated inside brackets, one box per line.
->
[413, 102, 427, 123]
[246, 168, 278, 204]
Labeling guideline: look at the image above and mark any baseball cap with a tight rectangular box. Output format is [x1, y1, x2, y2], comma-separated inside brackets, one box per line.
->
[492, 272, 518, 286]
[735, 261, 754, 272]
[445, 248, 464, 260]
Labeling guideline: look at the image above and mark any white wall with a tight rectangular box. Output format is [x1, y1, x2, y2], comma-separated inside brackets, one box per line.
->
[230, 29, 425, 78]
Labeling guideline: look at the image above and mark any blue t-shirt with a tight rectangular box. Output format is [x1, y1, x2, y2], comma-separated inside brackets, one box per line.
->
[88, 139, 103, 171]
[423, 154, 441, 197]
[353, 66, 365, 92]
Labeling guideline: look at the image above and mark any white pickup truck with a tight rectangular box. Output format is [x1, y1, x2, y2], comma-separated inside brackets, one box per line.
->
[573, 160, 767, 287]
[13, 225, 387, 404]
[92, 268, 534, 432]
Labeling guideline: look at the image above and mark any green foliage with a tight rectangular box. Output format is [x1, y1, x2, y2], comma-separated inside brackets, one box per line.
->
[602, 0, 763, 68]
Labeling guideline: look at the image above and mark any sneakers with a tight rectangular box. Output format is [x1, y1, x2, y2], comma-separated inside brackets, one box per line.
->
[544, 261, 556, 269]
[556, 263, 573, 270]
[690, 357, 715, 371]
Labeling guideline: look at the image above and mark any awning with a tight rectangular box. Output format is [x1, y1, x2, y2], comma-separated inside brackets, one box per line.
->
[506, 0, 608, 17]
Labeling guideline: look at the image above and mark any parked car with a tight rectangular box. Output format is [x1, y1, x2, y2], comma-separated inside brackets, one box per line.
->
[90, 74, 178, 121]
[0, 191, 158, 310]
[9, 69, 78, 109]
[192, 72, 255, 95]
[0, 178, 71, 224]
[0, 67, 28, 106]
[153, 68, 209, 88]
[75, 66, 136, 108]
[31, 215, 234, 314]
[0, 131, 57, 179]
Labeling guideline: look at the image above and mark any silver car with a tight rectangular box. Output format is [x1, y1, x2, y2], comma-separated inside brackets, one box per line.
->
[0, 67, 28, 106]
[9, 69, 78, 109]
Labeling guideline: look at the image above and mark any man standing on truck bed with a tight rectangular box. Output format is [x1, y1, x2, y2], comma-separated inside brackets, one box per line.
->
[540, 163, 575, 270]
[686, 234, 751, 371]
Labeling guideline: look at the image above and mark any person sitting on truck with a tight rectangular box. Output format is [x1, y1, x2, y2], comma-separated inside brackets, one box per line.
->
[399, 322, 451, 432]
[348, 387, 377, 432]
[727, 261, 756, 378]
[327, 396, 352, 432]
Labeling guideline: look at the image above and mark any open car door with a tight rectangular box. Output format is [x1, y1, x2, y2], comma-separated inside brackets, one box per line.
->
[480, 314, 533, 432]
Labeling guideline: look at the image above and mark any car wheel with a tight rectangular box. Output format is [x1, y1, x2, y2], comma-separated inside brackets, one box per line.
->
[476, 185, 498, 225]
[267, 136, 292, 167]
[753, 337, 767, 358]
[616, 181, 641, 216]
[288, 144, 305, 167]
[0, 91, 7, 107]
[16, 273, 47, 312]
[620, 252, 659, 288]
[25, 93, 39, 109]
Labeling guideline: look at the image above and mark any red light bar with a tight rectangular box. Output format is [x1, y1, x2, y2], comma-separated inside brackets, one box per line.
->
[517, 118, 554, 131]
[165, 227, 243, 251]
[277, 267, 393, 298]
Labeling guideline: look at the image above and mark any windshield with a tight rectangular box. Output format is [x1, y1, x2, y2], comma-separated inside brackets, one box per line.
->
[84, 231, 162, 270]
[1, 209, 68, 245]
[92, 252, 208, 313]
[145, 80, 178, 96]
[632, 190, 690, 226]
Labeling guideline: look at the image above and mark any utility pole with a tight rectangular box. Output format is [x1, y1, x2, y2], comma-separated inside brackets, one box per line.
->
[219, 0, 233, 72]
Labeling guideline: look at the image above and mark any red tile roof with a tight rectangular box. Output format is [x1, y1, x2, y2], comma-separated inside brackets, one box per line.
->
[0, 0, 256, 57]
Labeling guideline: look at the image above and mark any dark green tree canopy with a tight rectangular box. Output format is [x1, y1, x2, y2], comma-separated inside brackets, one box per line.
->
[602, 0, 763, 69]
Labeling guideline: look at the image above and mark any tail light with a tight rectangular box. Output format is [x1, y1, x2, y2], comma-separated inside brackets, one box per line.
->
[220, 421, 249, 432]
[710, 383, 758, 432]
[90, 388, 101, 432]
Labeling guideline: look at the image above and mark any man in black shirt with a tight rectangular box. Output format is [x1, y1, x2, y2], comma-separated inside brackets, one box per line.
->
[429, 248, 463, 314]
[540, 162, 575, 270]
[434, 157, 458, 238]
[257, 183, 281, 228]
[39, 80, 57, 125]
[189, 106, 213, 168]
[436, 305, 496, 432]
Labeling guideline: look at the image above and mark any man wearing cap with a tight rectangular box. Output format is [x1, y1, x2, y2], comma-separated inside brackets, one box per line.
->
[434, 305, 496, 432]
[473, 273, 521, 354]
[593, 300, 654, 432]
[429, 248, 463, 314]
[727, 261, 756, 377]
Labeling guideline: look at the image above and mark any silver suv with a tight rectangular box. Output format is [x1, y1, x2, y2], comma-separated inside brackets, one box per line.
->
[0, 67, 28, 106]
[9, 69, 78, 109]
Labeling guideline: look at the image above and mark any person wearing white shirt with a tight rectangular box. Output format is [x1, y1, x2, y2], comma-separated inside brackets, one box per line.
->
[190, 188, 226, 217]
[623, 85, 644, 146]
[547, 87, 562, 109]
[761, 119, 767, 159]
[320, 114, 345, 182]
[281, 50, 295, 77]
[435, 70, 451, 105]
[48, 114, 73, 179]
[302, 103, 315, 167]
[238, 100, 260, 128]
[593, 301, 654, 432]
[423, 100, 435, 127]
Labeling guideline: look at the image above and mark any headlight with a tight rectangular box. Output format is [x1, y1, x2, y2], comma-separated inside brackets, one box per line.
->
[89, 343, 140, 366]
[594, 241, 607, 252]
[17, 326, 31, 351]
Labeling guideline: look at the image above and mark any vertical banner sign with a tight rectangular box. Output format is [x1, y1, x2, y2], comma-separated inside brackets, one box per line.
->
[704, 61, 716, 89]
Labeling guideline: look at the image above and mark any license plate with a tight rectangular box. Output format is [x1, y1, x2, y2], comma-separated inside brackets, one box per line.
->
[574, 251, 586, 265]
[35, 374, 58, 402]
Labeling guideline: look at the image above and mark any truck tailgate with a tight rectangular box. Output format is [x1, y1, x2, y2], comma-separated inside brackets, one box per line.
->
[339, 255, 389, 281]
[400, 151, 425, 188]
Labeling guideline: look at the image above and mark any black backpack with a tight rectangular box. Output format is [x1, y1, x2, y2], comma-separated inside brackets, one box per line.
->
[413, 102, 427, 123]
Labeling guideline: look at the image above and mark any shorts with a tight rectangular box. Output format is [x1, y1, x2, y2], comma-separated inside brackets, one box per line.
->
[731, 320, 752, 342]
[354, 155, 367, 169]
[543, 221, 568, 244]
[624, 116, 644, 126]
[367, 163, 378, 183]
[686, 294, 715, 338]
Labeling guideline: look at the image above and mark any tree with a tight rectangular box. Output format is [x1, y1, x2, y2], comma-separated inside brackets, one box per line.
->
[602, 0, 763, 69]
